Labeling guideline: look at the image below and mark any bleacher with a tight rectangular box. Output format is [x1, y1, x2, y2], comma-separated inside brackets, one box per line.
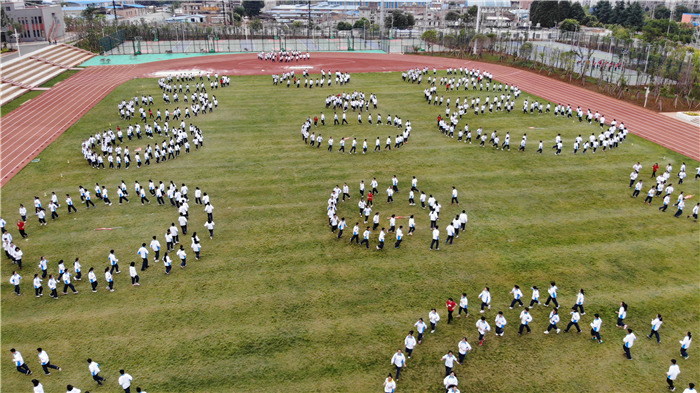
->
[0, 44, 95, 105]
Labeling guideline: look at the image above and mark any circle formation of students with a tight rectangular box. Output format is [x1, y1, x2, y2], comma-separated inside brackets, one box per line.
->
[326, 176, 468, 251]
[258, 50, 310, 62]
[82, 73, 228, 170]
[272, 68, 351, 88]
[404, 66, 631, 155]
[2, 179, 216, 300]
[629, 161, 699, 220]
[383, 283, 695, 393]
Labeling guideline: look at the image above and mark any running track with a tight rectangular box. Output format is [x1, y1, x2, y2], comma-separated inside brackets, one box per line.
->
[1, 53, 698, 186]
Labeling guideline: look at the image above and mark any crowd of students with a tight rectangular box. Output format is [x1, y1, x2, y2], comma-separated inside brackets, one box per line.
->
[325, 177, 468, 251]
[2, 179, 215, 298]
[630, 161, 699, 220]
[258, 50, 310, 62]
[383, 283, 694, 392]
[272, 69, 351, 88]
[10, 347, 145, 393]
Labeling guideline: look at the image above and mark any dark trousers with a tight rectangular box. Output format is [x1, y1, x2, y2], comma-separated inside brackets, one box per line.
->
[154, 250, 160, 261]
[649, 330, 660, 343]
[573, 304, 585, 314]
[565, 322, 581, 332]
[445, 366, 452, 376]
[458, 353, 466, 363]
[681, 347, 688, 357]
[350, 234, 359, 244]
[91, 281, 98, 291]
[510, 298, 524, 308]
[667, 378, 675, 390]
[141, 258, 149, 271]
[132, 276, 140, 284]
[623, 345, 631, 359]
[394, 239, 402, 248]
[519, 324, 531, 334]
[395, 366, 402, 380]
[405, 347, 413, 357]
[360, 239, 369, 248]
[68, 205, 77, 213]
[546, 323, 558, 332]
[430, 239, 439, 249]
[50, 288, 58, 298]
[16, 363, 31, 374]
[110, 264, 119, 274]
[545, 296, 559, 308]
[35, 287, 43, 296]
[63, 283, 77, 293]
[459, 306, 468, 316]
[447, 310, 454, 324]
[93, 373, 106, 385]
[41, 363, 60, 374]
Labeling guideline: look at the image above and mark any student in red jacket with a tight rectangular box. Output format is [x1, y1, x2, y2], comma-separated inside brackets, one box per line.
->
[17, 220, 27, 238]
[446, 297, 457, 324]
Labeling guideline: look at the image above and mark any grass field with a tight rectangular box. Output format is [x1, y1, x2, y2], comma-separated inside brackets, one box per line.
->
[1, 71, 699, 393]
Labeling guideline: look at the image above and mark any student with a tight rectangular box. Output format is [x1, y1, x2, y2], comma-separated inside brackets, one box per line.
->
[414, 318, 427, 344]
[383, 374, 396, 393]
[10, 271, 22, 295]
[88, 267, 98, 292]
[17, 219, 27, 238]
[590, 314, 603, 343]
[177, 245, 187, 268]
[104, 268, 114, 292]
[10, 348, 31, 375]
[360, 227, 371, 249]
[457, 337, 472, 362]
[623, 328, 637, 360]
[544, 282, 559, 308]
[191, 233, 201, 259]
[573, 289, 586, 314]
[444, 371, 459, 392]
[457, 293, 469, 317]
[137, 243, 149, 271]
[530, 286, 540, 307]
[163, 251, 173, 274]
[616, 302, 628, 329]
[62, 270, 78, 294]
[33, 274, 43, 297]
[37, 348, 61, 375]
[376, 228, 386, 250]
[430, 226, 440, 250]
[390, 349, 405, 381]
[118, 369, 133, 393]
[648, 314, 663, 344]
[476, 316, 491, 346]
[109, 250, 120, 274]
[393, 225, 403, 248]
[129, 262, 140, 286]
[451, 187, 459, 205]
[73, 258, 82, 281]
[680, 332, 692, 359]
[667, 359, 680, 391]
[404, 331, 417, 358]
[429, 308, 441, 333]
[47, 275, 58, 299]
[544, 309, 561, 334]
[66, 384, 81, 393]
[31, 379, 44, 393]
[518, 308, 533, 335]
[478, 287, 491, 312]
[204, 220, 215, 239]
[441, 351, 460, 376]
[509, 285, 524, 308]
[494, 311, 507, 336]
[682, 382, 696, 393]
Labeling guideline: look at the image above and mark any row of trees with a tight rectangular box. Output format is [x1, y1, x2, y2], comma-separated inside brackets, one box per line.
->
[530, 1, 587, 28]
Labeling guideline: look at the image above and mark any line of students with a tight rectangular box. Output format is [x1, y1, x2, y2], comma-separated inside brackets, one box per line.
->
[630, 161, 699, 220]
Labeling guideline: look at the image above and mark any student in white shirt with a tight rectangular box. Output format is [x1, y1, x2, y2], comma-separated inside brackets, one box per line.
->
[150, 236, 161, 261]
[33, 274, 43, 297]
[648, 314, 663, 344]
[457, 337, 472, 362]
[104, 268, 114, 292]
[66, 384, 82, 393]
[390, 349, 406, 381]
[31, 379, 44, 393]
[137, 243, 149, 271]
[429, 308, 441, 333]
[476, 316, 491, 346]
[622, 328, 636, 360]
[478, 287, 491, 312]
[441, 350, 460, 376]
[529, 286, 541, 307]
[10, 271, 22, 295]
[404, 331, 417, 358]
[509, 285, 524, 309]
[87, 358, 105, 385]
[444, 371, 459, 390]
[544, 281, 559, 308]
[414, 318, 427, 344]
[129, 262, 140, 286]
[47, 275, 58, 299]
[204, 219, 215, 239]
[573, 288, 585, 314]
[518, 308, 533, 335]
[430, 226, 440, 250]
[383, 374, 396, 393]
[458, 293, 469, 317]
[36, 348, 61, 375]
[118, 369, 133, 392]
[680, 332, 692, 359]
[667, 358, 681, 391]
[177, 245, 187, 267]
[590, 313, 603, 343]
[495, 311, 507, 336]
[616, 301, 628, 329]
[564, 307, 582, 333]
[544, 309, 561, 334]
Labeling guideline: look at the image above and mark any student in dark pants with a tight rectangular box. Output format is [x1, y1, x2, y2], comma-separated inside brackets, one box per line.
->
[10, 349, 31, 375]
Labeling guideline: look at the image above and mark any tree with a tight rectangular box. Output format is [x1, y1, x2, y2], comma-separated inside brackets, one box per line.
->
[611, 1, 627, 25]
[653, 5, 671, 20]
[583, 15, 601, 27]
[248, 18, 262, 33]
[530, 0, 558, 27]
[592, 1, 613, 24]
[569, 2, 586, 23]
[673, 5, 690, 21]
[445, 10, 460, 22]
[625, 2, 644, 31]
[384, 10, 415, 30]
[519, 42, 533, 60]
[557, 1, 571, 23]
[337, 21, 352, 31]
[242, 1, 264, 17]
[353, 18, 370, 29]
[560, 18, 580, 32]
[421, 29, 438, 51]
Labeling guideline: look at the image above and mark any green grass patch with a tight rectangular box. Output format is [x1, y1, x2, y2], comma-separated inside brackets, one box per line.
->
[1, 71, 698, 393]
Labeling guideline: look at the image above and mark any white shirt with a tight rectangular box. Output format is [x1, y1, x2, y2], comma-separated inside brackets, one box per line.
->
[651, 318, 663, 331]
[432, 228, 440, 240]
[33, 382, 45, 393]
[13, 351, 24, 365]
[390, 352, 405, 367]
[442, 353, 458, 367]
[458, 339, 472, 354]
[667, 364, 681, 380]
[623, 332, 636, 348]
[383, 378, 397, 392]
[476, 319, 491, 334]
[495, 314, 507, 328]
[118, 373, 133, 389]
[129, 265, 138, 277]
[38, 350, 50, 364]
[404, 335, 417, 350]
[444, 374, 459, 387]
[478, 290, 490, 304]
[429, 311, 440, 324]
[519, 311, 533, 325]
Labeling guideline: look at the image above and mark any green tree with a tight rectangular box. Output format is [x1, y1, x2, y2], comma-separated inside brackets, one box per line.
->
[557, 1, 571, 23]
[384, 10, 415, 30]
[242, 1, 264, 17]
[248, 18, 262, 33]
[445, 10, 460, 22]
[519, 42, 533, 59]
[337, 21, 352, 31]
[530, 0, 558, 27]
[673, 5, 690, 21]
[592, 1, 613, 24]
[569, 2, 586, 23]
[611, 1, 627, 25]
[625, 2, 645, 31]
[583, 14, 601, 27]
[560, 18, 580, 32]
[353, 18, 370, 29]
[653, 6, 671, 20]
[421, 29, 438, 51]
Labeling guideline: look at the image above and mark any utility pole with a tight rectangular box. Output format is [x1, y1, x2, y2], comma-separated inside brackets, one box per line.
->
[222, 1, 226, 25]
[112, 0, 118, 28]
[307, 1, 311, 38]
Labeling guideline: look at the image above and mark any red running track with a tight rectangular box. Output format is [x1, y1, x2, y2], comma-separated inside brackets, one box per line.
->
[1, 52, 698, 186]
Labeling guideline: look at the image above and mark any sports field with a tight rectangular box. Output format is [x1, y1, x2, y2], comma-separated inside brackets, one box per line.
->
[1, 71, 698, 393]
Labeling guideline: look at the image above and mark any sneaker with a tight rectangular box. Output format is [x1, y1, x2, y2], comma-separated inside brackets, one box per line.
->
[544, 331, 549, 334]
[556, 329, 561, 334]
[431, 330, 435, 333]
